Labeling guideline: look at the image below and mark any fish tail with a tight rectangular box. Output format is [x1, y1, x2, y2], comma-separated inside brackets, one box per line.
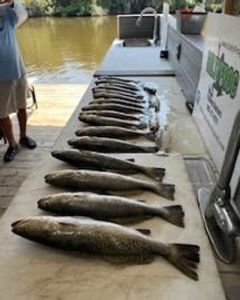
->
[154, 183, 175, 200]
[167, 244, 200, 280]
[143, 167, 166, 181]
[156, 205, 185, 227]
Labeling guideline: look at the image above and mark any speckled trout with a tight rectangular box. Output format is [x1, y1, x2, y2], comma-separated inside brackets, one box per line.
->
[38, 192, 184, 227]
[80, 110, 141, 121]
[79, 114, 147, 130]
[92, 85, 141, 97]
[92, 87, 143, 99]
[51, 150, 165, 181]
[12, 216, 199, 280]
[95, 77, 157, 95]
[81, 103, 144, 114]
[75, 126, 155, 141]
[45, 170, 175, 200]
[93, 91, 144, 102]
[88, 98, 146, 109]
[68, 137, 158, 153]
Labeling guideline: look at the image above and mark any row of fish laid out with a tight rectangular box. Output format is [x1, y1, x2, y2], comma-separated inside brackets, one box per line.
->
[76, 77, 160, 152]
[73, 77, 161, 153]
[11, 76, 200, 281]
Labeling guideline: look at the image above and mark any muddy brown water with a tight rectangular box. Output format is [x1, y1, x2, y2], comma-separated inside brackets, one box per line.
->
[17, 16, 117, 84]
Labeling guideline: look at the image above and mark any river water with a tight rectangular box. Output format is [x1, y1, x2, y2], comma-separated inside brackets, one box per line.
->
[17, 17, 117, 84]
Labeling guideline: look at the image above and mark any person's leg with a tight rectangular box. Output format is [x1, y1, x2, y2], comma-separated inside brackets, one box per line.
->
[16, 77, 37, 149]
[0, 116, 17, 147]
[0, 116, 18, 162]
[17, 108, 27, 140]
[0, 80, 19, 162]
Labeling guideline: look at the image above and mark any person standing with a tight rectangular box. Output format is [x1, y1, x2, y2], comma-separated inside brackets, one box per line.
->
[0, 0, 36, 162]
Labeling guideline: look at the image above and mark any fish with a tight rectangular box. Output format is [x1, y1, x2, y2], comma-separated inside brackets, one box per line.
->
[96, 81, 141, 92]
[96, 76, 141, 86]
[12, 216, 200, 280]
[38, 192, 184, 227]
[93, 92, 144, 102]
[79, 114, 147, 130]
[81, 103, 144, 114]
[81, 110, 142, 121]
[68, 137, 158, 153]
[88, 98, 145, 109]
[45, 169, 175, 200]
[96, 77, 157, 95]
[93, 85, 141, 96]
[92, 87, 142, 99]
[51, 149, 165, 181]
[75, 126, 155, 141]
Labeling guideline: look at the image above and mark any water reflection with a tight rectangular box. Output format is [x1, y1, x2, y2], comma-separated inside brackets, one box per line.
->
[17, 17, 117, 83]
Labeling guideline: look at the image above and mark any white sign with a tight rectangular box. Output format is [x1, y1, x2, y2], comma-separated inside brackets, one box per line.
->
[193, 14, 240, 199]
[161, 2, 169, 50]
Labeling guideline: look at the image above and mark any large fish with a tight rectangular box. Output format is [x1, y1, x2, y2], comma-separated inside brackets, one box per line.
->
[96, 77, 157, 95]
[96, 76, 142, 88]
[45, 170, 175, 200]
[38, 192, 184, 227]
[81, 110, 141, 121]
[89, 98, 146, 108]
[93, 92, 143, 102]
[51, 150, 165, 180]
[92, 87, 143, 99]
[68, 137, 158, 153]
[90, 97, 157, 110]
[12, 216, 199, 280]
[96, 81, 141, 92]
[81, 103, 144, 114]
[93, 85, 141, 96]
[79, 114, 147, 130]
[75, 126, 155, 141]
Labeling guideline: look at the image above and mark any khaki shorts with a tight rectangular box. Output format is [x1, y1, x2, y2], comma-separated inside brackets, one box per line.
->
[0, 76, 27, 119]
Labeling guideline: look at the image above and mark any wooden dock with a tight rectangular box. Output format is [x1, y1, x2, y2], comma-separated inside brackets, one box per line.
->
[0, 83, 88, 217]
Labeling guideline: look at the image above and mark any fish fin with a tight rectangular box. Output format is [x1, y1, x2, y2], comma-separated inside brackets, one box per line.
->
[143, 167, 166, 181]
[159, 205, 185, 227]
[103, 254, 154, 265]
[154, 183, 175, 200]
[136, 228, 151, 236]
[111, 216, 151, 225]
[167, 244, 200, 281]
[126, 158, 135, 163]
[59, 221, 78, 227]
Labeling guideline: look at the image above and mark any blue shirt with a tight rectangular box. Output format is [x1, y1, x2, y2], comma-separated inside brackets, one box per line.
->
[0, 6, 26, 81]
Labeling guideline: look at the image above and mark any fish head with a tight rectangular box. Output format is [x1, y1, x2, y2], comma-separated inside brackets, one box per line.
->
[45, 170, 77, 188]
[67, 139, 74, 146]
[37, 196, 51, 210]
[51, 150, 63, 159]
[11, 217, 57, 241]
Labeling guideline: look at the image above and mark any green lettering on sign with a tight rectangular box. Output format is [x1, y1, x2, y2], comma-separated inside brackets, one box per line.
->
[206, 51, 239, 99]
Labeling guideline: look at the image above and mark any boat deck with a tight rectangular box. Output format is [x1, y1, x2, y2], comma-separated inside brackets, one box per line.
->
[0, 80, 225, 299]
[0, 84, 88, 217]
[0, 36, 239, 299]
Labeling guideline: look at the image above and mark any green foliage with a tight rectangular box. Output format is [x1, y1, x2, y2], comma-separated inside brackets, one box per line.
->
[22, 0, 225, 17]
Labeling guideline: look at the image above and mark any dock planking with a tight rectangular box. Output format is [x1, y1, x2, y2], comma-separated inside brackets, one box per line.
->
[0, 83, 88, 216]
